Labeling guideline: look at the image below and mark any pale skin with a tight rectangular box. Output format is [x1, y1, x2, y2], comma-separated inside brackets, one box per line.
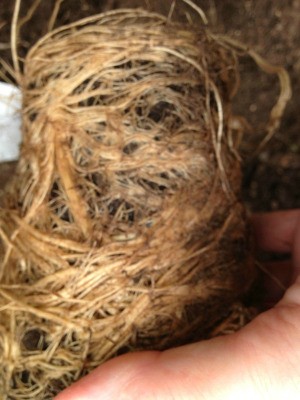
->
[55, 209, 300, 400]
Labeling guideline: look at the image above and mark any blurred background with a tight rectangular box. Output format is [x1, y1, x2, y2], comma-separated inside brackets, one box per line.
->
[0, 0, 299, 211]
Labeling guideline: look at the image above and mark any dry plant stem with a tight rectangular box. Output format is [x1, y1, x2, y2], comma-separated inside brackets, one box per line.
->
[0, 43, 11, 50]
[0, 60, 16, 83]
[0, 21, 6, 30]
[181, 0, 208, 24]
[0, 6, 290, 399]
[255, 261, 287, 291]
[11, 0, 21, 81]
[167, 1, 176, 21]
[212, 34, 292, 152]
[48, 0, 65, 32]
[18, 0, 42, 31]
[54, 122, 93, 239]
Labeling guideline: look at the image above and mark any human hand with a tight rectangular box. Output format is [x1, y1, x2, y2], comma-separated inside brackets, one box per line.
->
[55, 209, 300, 400]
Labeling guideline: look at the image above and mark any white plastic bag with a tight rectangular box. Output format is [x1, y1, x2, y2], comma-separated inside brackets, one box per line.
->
[0, 82, 22, 162]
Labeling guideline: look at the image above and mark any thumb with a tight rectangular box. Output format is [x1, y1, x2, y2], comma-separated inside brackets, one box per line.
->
[55, 278, 300, 400]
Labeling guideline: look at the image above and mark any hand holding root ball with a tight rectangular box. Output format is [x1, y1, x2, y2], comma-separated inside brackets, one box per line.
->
[56, 209, 300, 400]
[0, 7, 294, 400]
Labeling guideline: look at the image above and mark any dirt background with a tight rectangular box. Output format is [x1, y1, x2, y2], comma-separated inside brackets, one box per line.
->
[0, 0, 299, 212]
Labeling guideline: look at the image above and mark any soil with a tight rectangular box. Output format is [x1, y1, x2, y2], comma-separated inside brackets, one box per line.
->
[0, 0, 299, 211]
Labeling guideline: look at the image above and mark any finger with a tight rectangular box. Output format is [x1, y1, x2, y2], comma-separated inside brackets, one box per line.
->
[54, 351, 163, 400]
[251, 209, 300, 253]
[292, 216, 300, 280]
[55, 291, 300, 400]
[53, 334, 256, 400]
[55, 274, 300, 400]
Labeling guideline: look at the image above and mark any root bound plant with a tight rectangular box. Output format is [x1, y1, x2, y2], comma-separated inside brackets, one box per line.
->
[0, 6, 290, 399]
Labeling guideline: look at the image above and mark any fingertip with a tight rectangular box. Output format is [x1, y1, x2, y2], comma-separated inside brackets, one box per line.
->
[279, 275, 300, 308]
[54, 351, 161, 400]
[292, 213, 300, 279]
[252, 209, 300, 253]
